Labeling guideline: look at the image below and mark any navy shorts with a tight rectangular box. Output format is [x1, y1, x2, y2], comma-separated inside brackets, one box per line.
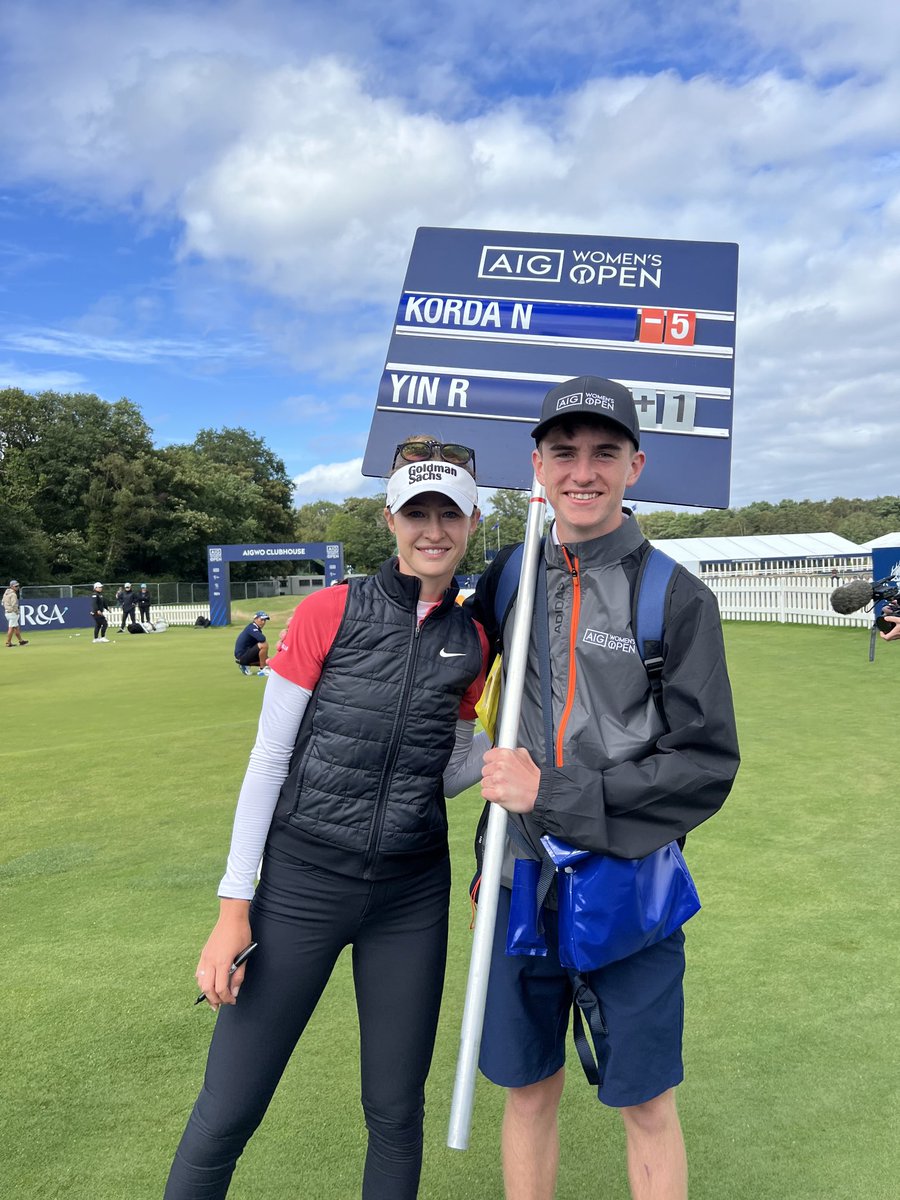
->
[479, 885, 686, 1108]
[236, 646, 262, 667]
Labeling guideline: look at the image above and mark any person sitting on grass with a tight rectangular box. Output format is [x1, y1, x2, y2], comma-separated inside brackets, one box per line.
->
[233, 611, 271, 676]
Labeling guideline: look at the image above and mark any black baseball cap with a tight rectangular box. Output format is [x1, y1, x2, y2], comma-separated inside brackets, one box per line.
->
[531, 376, 641, 448]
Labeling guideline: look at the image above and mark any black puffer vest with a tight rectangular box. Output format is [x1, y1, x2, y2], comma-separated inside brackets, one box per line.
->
[267, 558, 483, 880]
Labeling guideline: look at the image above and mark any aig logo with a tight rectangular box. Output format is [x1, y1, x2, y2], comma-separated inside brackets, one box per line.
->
[478, 245, 564, 283]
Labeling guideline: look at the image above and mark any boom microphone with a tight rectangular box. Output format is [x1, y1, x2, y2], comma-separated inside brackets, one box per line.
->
[830, 579, 878, 615]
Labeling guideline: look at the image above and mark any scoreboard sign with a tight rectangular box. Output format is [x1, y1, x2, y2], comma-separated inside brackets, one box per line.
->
[362, 226, 739, 506]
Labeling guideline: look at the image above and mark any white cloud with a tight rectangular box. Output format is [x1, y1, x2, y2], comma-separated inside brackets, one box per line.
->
[0, 361, 87, 391]
[2, 2, 900, 504]
[739, 0, 900, 75]
[292, 456, 383, 504]
[0, 325, 261, 365]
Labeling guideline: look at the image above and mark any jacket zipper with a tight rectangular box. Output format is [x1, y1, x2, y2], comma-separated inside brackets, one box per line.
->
[362, 611, 424, 876]
[555, 548, 581, 767]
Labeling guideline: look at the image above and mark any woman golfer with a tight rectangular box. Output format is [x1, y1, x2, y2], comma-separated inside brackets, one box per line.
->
[165, 441, 487, 1199]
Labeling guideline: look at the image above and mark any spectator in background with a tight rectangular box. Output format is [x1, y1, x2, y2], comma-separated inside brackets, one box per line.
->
[137, 583, 152, 624]
[3, 580, 29, 647]
[90, 583, 110, 642]
[233, 612, 271, 677]
[117, 582, 137, 632]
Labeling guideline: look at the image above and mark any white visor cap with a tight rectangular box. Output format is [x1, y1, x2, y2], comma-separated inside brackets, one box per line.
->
[386, 461, 478, 516]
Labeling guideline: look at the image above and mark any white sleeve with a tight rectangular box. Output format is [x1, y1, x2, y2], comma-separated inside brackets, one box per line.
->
[217, 670, 312, 900]
[443, 720, 491, 798]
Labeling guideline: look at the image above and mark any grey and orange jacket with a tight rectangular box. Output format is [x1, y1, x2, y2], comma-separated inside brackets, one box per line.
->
[467, 513, 740, 861]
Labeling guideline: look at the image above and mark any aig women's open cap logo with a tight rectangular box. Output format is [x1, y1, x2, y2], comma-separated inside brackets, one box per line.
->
[532, 376, 641, 447]
[555, 391, 617, 414]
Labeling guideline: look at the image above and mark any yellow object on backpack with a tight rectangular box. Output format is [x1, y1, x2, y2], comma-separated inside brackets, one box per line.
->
[474, 656, 502, 741]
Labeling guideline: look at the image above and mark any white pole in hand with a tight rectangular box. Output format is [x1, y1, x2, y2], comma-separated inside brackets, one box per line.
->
[447, 476, 546, 1150]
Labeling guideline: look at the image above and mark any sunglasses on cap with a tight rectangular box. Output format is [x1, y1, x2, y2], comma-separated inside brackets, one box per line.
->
[392, 440, 476, 474]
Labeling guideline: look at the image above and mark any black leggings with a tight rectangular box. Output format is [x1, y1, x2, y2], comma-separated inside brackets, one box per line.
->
[164, 849, 451, 1199]
[92, 615, 108, 639]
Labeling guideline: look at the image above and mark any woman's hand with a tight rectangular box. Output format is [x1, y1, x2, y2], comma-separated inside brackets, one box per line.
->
[195, 899, 253, 1010]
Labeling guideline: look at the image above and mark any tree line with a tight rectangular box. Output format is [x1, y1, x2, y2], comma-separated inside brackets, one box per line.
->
[2, 388, 897, 584]
[0, 387, 529, 583]
[635, 495, 900, 546]
[294, 487, 529, 578]
[0, 389, 295, 583]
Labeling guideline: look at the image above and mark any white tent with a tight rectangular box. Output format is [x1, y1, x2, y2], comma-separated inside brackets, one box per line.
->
[648, 532, 866, 577]
[858, 532, 900, 551]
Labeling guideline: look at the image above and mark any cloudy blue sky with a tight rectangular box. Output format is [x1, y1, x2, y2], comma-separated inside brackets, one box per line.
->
[1, 0, 898, 509]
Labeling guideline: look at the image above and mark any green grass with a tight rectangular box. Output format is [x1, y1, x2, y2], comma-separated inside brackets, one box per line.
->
[231, 595, 305, 624]
[1, 621, 898, 1198]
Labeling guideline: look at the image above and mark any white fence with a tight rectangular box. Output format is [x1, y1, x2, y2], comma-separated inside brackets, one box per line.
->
[703, 573, 870, 626]
[146, 581, 873, 629]
[145, 604, 211, 627]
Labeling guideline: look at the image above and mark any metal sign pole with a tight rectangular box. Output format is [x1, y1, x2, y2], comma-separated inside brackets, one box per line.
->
[447, 476, 546, 1150]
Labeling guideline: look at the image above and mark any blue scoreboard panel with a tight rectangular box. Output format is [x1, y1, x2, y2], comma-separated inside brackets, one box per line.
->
[363, 227, 738, 506]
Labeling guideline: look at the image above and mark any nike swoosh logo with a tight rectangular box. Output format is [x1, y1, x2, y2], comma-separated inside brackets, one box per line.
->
[439, 649, 465, 658]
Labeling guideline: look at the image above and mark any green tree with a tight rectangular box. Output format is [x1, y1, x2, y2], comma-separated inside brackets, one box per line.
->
[326, 496, 394, 574]
[0, 389, 163, 580]
[871, 496, 900, 526]
[0, 498, 49, 582]
[295, 500, 341, 543]
[85, 451, 164, 578]
[191, 427, 295, 544]
[149, 446, 265, 579]
[146, 428, 298, 580]
[835, 514, 884, 545]
[45, 530, 99, 581]
[0, 390, 155, 544]
[486, 489, 530, 548]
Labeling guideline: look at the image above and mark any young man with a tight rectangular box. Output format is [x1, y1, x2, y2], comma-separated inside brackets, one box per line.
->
[3, 580, 28, 647]
[467, 376, 740, 1200]
[233, 611, 271, 676]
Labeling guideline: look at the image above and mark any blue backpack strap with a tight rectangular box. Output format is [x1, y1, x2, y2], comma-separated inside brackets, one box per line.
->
[493, 542, 524, 632]
[632, 547, 678, 720]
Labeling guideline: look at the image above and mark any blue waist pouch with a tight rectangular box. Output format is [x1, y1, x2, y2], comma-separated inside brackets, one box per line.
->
[506, 838, 700, 972]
